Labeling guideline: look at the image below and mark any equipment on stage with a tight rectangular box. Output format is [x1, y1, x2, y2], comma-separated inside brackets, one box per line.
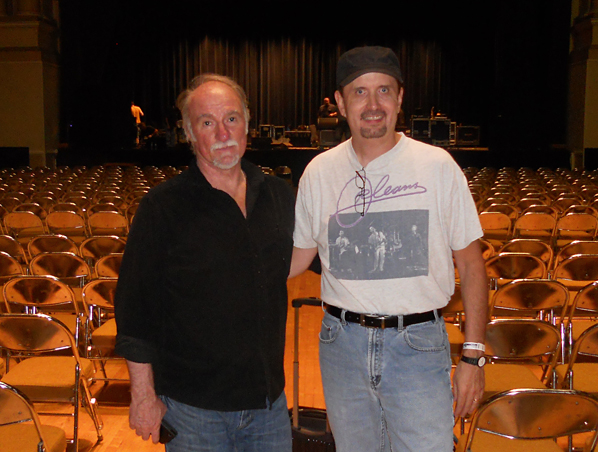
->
[411, 113, 479, 147]
[456, 125, 481, 146]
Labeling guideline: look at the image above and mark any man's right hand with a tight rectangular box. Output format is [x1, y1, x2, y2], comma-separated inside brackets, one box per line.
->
[126, 360, 168, 443]
[129, 391, 167, 443]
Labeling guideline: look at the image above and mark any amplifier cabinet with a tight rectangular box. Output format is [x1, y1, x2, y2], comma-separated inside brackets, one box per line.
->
[430, 118, 452, 146]
[259, 124, 274, 138]
[456, 126, 480, 146]
[411, 118, 431, 142]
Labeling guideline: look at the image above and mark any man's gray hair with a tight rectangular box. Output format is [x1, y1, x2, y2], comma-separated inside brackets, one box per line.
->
[176, 74, 250, 141]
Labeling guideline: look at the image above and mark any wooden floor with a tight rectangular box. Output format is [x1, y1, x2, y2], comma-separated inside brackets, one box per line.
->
[38, 270, 324, 451]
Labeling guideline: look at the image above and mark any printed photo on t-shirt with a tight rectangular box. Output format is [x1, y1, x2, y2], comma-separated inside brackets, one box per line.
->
[328, 210, 429, 280]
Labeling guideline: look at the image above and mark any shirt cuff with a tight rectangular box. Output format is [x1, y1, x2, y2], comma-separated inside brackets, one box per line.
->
[114, 334, 158, 363]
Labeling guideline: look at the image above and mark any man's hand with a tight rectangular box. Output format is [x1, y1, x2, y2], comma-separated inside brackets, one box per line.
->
[452, 356, 485, 418]
[126, 360, 167, 443]
[129, 390, 167, 443]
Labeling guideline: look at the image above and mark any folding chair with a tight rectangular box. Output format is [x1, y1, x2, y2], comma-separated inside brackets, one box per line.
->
[87, 211, 128, 237]
[3, 274, 87, 347]
[0, 250, 26, 286]
[478, 212, 512, 248]
[498, 238, 553, 269]
[563, 282, 598, 363]
[3, 211, 46, 245]
[554, 324, 598, 398]
[0, 381, 67, 452]
[482, 319, 561, 400]
[484, 252, 547, 290]
[553, 254, 598, 294]
[552, 196, 585, 214]
[554, 213, 598, 251]
[0, 234, 28, 267]
[82, 278, 128, 387]
[520, 204, 560, 218]
[0, 313, 103, 449]
[482, 203, 519, 221]
[79, 235, 126, 269]
[13, 202, 47, 221]
[27, 234, 79, 258]
[95, 253, 123, 278]
[455, 388, 598, 452]
[553, 240, 598, 273]
[490, 278, 568, 321]
[48, 202, 85, 217]
[512, 212, 556, 242]
[45, 211, 88, 244]
[29, 252, 91, 290]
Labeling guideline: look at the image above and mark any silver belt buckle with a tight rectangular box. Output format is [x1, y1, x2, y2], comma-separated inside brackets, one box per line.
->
[359, 314, 385, 328]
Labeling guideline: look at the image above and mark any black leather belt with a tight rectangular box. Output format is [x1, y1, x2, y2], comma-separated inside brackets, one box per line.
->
[325, 304, 440, 329]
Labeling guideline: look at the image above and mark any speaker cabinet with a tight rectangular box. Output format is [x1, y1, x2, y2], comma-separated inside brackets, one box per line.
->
[411, 118, 431, 142]
[430, 118, 452, 146]
[456, 126, 480, 146]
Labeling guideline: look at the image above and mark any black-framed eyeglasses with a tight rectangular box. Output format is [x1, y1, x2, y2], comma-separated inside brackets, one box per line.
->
[354, 168, 366, 216]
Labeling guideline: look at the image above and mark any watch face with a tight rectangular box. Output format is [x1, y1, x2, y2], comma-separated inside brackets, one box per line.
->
[478, 356, 486, 367]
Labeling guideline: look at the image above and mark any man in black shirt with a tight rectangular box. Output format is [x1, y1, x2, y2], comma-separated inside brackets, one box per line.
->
[115, 74, 294, 451]
[318, 97, 339, 118]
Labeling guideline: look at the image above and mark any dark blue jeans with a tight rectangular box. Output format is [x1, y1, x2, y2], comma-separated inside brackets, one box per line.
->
[161, 392, 292, 452]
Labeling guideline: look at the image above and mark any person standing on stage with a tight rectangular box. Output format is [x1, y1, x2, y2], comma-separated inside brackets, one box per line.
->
[115, 74, 294, 452]
[290, 46, 487, 451]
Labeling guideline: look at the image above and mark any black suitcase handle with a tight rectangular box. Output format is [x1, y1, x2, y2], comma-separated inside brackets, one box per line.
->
[292, 297, 322, 308]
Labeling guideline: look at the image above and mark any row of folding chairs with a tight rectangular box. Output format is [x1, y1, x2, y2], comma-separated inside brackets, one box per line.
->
[480, 210, 598, 251]
[0, 203, 133, 243]
[0, 234, 125, 280]
[479, 237, 598, 277]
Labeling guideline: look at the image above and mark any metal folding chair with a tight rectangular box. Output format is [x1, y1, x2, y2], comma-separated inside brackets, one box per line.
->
[0, 313, 103, 449]
[0, 381, 67, 452]
[455, 388, 598, 452]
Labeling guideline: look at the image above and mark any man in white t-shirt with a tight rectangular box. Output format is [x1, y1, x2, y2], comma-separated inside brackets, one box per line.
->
[290, 46, 488, 452]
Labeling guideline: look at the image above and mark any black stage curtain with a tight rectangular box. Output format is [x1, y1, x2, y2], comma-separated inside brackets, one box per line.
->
[60, 0, 571, 163]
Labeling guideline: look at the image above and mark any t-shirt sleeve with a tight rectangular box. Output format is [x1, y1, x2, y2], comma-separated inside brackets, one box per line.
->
[444, 160, 483, 251]
[293, 167, 319, 249]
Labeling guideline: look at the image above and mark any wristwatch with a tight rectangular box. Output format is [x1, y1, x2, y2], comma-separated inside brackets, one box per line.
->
[460, 355, 486, 367]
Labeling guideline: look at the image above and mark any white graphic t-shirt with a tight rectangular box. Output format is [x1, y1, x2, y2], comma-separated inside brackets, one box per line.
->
[293, 133, 482, 315]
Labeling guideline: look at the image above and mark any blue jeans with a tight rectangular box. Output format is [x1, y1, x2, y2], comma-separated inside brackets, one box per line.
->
[319, 310, 453, 452]
[160, 392, 292, 452]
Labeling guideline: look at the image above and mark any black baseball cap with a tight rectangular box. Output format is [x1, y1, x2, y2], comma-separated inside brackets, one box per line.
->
[336, 46, 404, 88]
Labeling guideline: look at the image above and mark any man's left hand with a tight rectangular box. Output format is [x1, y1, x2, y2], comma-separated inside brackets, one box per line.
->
[452, 358, 484, 418]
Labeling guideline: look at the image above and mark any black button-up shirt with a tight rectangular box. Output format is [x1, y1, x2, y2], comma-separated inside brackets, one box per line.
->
[115, 159, 295, 411]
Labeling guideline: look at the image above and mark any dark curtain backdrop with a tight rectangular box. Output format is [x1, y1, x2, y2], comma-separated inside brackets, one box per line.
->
[60, 0, 571, 163]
